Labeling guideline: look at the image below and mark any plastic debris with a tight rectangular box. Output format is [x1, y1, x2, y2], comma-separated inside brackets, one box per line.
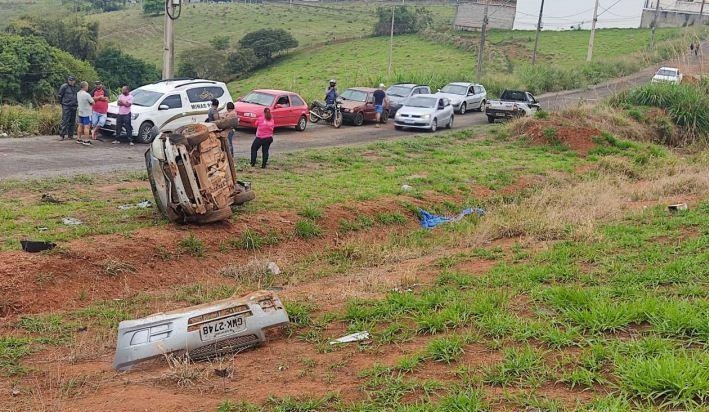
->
[267, 261, 281, 275]
[667, 203, 688, 213]
[41, 193, 63, 204]
[21, 240, 56, 253]
[329, 331, 371, 345]
[419, 208, 485, 229]
[401, 184, 413, 192]
[62, 217, 83, 226]
[117, 200, 153, 210]
[37, 227, 49, 232]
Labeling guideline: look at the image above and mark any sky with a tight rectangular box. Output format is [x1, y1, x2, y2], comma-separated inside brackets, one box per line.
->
[514, 0, 647, 30]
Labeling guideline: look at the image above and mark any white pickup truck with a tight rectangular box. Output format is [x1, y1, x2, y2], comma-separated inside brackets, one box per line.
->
[485, 90, 540, 123]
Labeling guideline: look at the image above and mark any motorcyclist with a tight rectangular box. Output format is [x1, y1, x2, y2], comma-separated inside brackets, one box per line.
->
[325, 79, 338, 106]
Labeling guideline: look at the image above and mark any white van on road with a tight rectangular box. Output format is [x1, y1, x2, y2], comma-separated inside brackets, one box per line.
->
[104, 79, 233, 143]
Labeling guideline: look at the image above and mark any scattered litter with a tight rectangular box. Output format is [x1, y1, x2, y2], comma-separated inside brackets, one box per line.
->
[117, 200, 153, 210]
[419, 208, 485, 229]
[37, 227, 49, 232]
[76, 326, 88, 333]
[267, 261, 281, 275]
[667, 203, 688, 213]
[0, 132, 8, 138]
[20, 240, 56, 253]
[401, 184, 413, 192]
[11, 387, 20, 397]
[41, 193, 63, 204]
[329, 331, 371, 345]
[62, 217, 83, 226]
[392, 284, 419, 293]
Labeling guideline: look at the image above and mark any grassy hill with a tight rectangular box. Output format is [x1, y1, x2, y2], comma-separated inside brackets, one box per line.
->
[89, 2, 456, 66]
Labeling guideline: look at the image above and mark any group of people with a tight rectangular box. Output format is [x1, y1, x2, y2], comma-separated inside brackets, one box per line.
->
[326, 79, 388, 126]
[57, 75, 135, 145]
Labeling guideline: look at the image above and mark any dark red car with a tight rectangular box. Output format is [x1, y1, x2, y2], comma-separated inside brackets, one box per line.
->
[340, 87, 390, 126]
[235, 89, 309, 131]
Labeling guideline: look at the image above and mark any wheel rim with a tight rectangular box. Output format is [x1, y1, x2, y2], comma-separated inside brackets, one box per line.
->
[299, 117, 306, 129]
[460, 103, 466, 114]
[140, 124, 154, 142]
[355, 113, 363, 126]
[432, 120, 437, 132]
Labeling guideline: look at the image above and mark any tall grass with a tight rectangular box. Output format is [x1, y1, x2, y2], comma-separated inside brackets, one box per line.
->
[0, 105, 60, 136]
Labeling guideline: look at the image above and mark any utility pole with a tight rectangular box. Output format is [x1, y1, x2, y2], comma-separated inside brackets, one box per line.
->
[700, 0, 706, 19]
[476, 0, 490, 78]
[650, 0, 661, 49]
[163, 0, 176, 79]
[586, 0, 600, 62]
[532, 0, 545, 65]
[388, 5, 395, 75]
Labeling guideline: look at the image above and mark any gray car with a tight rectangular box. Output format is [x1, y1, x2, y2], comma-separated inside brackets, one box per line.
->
[385, 83, 431, 117]
[393, 94, 454, 132]
[435, 82, 487, 114]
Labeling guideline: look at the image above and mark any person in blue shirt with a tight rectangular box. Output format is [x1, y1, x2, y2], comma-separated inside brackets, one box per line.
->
[325, 79, 338, 105]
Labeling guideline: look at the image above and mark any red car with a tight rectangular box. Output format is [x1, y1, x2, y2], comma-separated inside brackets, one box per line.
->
[235, 89, 309, 131]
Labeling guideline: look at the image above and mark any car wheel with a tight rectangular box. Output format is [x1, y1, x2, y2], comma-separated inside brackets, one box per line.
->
[137, 121, 156, 144]
[333, 111, 343, 128]
[487, 116, 495, 124]
[353, 112, 364, 126]
[380, 110, 389, 123]
[447, 115, 454, 129]
[295, 115, 307, 131]
[394, 125, 403, 131]
[478, 100, 486, 111]
[459, 103, 466, 115]
[430, 119, 438, 132]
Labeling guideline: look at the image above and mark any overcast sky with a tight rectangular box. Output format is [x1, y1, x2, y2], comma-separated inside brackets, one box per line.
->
[514, 0, 647, 30]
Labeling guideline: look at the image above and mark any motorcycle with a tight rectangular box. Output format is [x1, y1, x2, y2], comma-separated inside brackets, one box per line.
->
[309, 99, 343, 128]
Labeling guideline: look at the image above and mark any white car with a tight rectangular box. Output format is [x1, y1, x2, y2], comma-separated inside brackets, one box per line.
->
[104, 79, 233, 143]
[435, 82, 487, 114]
[394, 94, 454, 132]
[651, 67, 683, 85]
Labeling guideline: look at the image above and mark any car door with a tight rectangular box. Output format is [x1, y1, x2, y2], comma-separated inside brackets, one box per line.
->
[289, 94, 307, 122]
[271, 95, 291, 126]
[364, 92, 376, 121]
[443, 98, 453, 123]
[158, 93, 186, 131]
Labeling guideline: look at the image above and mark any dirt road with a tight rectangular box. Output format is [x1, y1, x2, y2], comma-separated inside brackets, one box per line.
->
[0, 46, 703, 180]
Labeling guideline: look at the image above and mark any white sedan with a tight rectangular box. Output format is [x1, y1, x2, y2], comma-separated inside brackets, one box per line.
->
[435, 82, 487, 114]
[394, 94, 454, 132]
[651, 67, 683, 84]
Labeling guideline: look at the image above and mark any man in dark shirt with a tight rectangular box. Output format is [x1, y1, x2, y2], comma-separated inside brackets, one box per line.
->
[373, 83, 387, 127]
[57, 75, 78, 140]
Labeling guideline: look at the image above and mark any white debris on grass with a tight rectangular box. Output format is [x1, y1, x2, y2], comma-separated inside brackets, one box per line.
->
[329, 331, 370, 345]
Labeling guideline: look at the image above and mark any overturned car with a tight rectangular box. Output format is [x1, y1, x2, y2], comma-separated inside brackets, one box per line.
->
[113, 290, 289, 371]
[145, 119, 254, 224]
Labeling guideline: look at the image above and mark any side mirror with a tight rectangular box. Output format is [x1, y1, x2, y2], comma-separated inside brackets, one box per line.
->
[158, 104, 169, 110]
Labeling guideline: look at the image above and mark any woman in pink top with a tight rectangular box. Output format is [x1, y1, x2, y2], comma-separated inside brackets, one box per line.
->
[251, 108, 275, 168]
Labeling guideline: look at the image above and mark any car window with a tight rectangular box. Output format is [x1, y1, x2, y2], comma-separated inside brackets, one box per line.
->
[387, 85, 413, 97]
[290, 94, 305, 107]
[241, 92, 275, 107]
[161, 94, 182, 109]
[440, 84, 467, 95]
[469, 86, 476, 95]
[131, 89, 163, 107]
[406, 96, 436, 108]
[341, 89, 368, 102]
[186, 86, 225, 103]
[276, 95, 290, 107]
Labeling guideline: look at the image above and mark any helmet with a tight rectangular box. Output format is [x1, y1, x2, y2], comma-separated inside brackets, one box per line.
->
[329, 79, 336, 86]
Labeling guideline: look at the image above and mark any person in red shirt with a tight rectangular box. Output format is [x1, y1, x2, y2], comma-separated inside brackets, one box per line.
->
[90, 80, 109, 140]
[251, 108, 275, 168]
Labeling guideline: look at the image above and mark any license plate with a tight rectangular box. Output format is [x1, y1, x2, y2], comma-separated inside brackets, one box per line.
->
[199, 315, 246, 341]
[404, 119, 415, 124]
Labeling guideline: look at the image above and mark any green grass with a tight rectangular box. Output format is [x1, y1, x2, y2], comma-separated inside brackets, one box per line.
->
[0, 337, 32, 376]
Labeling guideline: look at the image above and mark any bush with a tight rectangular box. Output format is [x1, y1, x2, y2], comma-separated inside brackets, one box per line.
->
[177, 47, 229, 81]
[226, 49, 259, 77]
[143, 0, 164, 16]
[373, 6, 432, 36]
[95, 48, 160, 90]
[6, 16, 99, 61]
[238, 29, 298, 61]
[0, 105, 61, 136]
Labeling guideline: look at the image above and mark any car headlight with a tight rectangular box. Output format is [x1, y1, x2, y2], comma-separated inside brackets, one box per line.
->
[131, 113, 140, 120]
[422, 114, 431, 120]
[244, 112, 256, 118]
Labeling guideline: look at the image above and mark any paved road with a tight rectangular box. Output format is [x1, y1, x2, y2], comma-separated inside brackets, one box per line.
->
[0, 46, 703, 180]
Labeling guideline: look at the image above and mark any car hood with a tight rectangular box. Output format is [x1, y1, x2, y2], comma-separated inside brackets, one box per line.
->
[435, 92, 464, 103]
[234, 102, 267, 114]
[340, 100, 366, 110]
[107, 101, 151, 115]
[396, 106, 435, 116]
[387, 95, 407, 105]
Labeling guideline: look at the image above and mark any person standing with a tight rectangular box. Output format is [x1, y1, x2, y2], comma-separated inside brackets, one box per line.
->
[113, 86, 134, 146]
[90, 80, 109, 140]
[251, 108, 274, 169]
[76, 81, 94, 146]
[207, 99, 221, 122]
[57, 75, 78, 141]
[222, 102, 238, 156]
[373, 83, 387, 127]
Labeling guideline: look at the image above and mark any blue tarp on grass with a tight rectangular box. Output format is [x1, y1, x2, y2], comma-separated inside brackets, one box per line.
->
[419, 208, 485, 229]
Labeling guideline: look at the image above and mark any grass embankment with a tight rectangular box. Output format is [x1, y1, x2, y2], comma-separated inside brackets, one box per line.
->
[2, 93, 708, 410]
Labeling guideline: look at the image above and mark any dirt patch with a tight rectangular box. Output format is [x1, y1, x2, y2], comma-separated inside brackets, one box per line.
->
[522, 120, 601, 156]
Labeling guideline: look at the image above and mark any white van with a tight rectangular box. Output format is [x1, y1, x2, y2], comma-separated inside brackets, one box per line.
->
[104, 79, 233, 143]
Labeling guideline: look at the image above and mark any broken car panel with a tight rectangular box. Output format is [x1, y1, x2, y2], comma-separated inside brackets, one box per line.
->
[145, 119, 254, 224]
[113, 291, 289, 371]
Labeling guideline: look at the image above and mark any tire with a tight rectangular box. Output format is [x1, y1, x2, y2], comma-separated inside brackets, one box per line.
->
[333, 112, 343, 129]
[478, 99, 486, 111]
[459, 103, 467, 115]
[395, 125, 403, 131]
[380, 110, 389, 124]
[137, 121, 156, 144]
[309, 112, 320, 124]
[487, 116, 495, 124]
[430, 119, 438, 132]
[353, 112, 364, 126]
[295, 115, 307, 131]
[447, 115, 454, 129]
